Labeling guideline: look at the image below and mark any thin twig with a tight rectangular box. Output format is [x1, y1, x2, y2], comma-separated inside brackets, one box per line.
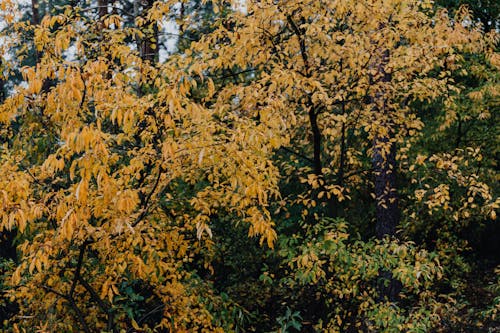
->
[132, 166, 163, 228]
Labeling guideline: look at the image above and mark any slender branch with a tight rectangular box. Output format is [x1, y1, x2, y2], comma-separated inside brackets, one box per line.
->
[78, 68, 87, 110]
[286, 15, 310, 76]
[69, 242, 88, 298]
[131, 166, 163, 228]
[343, 168, 372, 181]
[134, 303, 165, 328]
[309, 107, 322, 176]
[17, 163, 43, 187]
[41, 285, 68, 299]
[77, 277, 110, 313]
[68, 297, 91, 333]
[279, 146, 314, 164]
[210, 68, 256, 81]
[286, 15, 325, 176]
[338, 121, 346, 187]
[78, 276, 115, 332]
[258, 26, 287, 63]
[41, 285, 91, 333]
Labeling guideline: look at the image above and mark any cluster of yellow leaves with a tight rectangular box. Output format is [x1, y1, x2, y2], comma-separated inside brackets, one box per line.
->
[410, 149, 498, 223]
[183, 0, 489, 221]
[0, 1, 289, 330]
[0, 152, 41, 234]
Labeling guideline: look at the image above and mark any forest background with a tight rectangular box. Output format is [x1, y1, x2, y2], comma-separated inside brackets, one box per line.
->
[0, 0, 498, 332]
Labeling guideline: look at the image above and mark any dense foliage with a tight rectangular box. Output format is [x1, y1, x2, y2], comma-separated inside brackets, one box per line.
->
[0, 0, 498, 332]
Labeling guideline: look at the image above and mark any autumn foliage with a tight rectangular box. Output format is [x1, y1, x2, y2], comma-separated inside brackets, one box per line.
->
[0, 0, 498, 332]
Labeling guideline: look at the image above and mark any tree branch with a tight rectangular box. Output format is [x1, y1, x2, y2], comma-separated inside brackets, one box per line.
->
[41, 285, 91, 333]
[78, 276, 115, 332]
[131, 166, 162, 228]
[279, 146, 314, 164]
[69, 242, 88, 298]
[286, 15, 310, 76]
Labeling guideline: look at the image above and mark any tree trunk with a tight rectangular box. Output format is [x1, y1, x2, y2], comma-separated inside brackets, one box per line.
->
[139, 0, 158, 63]
[98, 0, 108, 19]
[31, 0, 40, 25]
[373, 136, 399, 239]
[97, 0, 108, 32]
[309, 106, 322, 177]
[371, 46, 402, 302]
[0, 71, 5, 103]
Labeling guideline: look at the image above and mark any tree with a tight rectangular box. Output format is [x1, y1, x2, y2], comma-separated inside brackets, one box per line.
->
[0, 0, 497, 332]
[0, 2, 280, 331]
[185, 0, 496, 330]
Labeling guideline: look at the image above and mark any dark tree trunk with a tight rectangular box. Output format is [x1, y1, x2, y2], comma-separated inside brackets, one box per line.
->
[31, 0, 40, 25]
[139, 0, 159, 63]
[371, 46, 402, 302]
[373, 137, 399, 239]
[338, 122, 346, 188]
[31, 0, 42, 62]
[309, 107, 322, 177]
[96, 0, 108, 33]
[98, 0, 108, 19]
[0, 73, 5, 103]
[371, 48, 399, 239]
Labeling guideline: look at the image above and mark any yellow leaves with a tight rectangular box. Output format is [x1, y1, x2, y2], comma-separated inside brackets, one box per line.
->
[244, 182, 267, 204]
[0, 160, 34, 234]
[198, 147, 205, 166]
[415, 189, 426, 202]
[2, 1, 497, 331]
[416, 154, 427, 166]
[14, 208, 26, 233]
[263, 228, 278, 249]
[42, 154, 65, 175]
[131, 319, 141, 331]
[489, 52, 500, 69]
[433, 155, 458, 171]
[0, 0, 19, 23]
[206, 79, 215, 99]
[11, 266, 23, 285]
[115, 190, 139, 214]
[425, 184, 450, 211]
[33, 26, 50, 52]
[329, 185, 346, 202]
[0, 94, 22, 123]
[301, 173, 324, 189]
[53, 30, 71, 56]
[412, 149, 497, 224]
[468, 90, 484, 101]
[1, 208, 28, 233]
[212, 2, 220, 14]
[75, 178, 88, 204]
[100, 279, 118, 303]
[108, 94, 143, 132]
[41, 14, 65, 29]
[246, 207, 276, 248]
[195, 216, 213, 240]
[103, 15, 122, 29]
[64, 125, 109, 156]
[178, 77, 192, 96]
[0, 4, 289, 331]
[22, 67, 43, 94]
[60, 209, 77, 241]
[28, 77, 43, 95]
